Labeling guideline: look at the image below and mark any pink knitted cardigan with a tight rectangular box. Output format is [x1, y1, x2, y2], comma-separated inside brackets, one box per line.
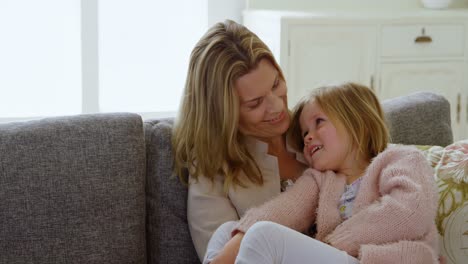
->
[234, 145, 439, 264]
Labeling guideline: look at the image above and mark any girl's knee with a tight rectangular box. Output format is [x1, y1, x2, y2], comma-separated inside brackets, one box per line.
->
[244, 221, 283, 241]
[209, 220, 239, 242]
[220, 220, 238, 230]
[249, 221, 282, 232]
[237, 222, 285, 263]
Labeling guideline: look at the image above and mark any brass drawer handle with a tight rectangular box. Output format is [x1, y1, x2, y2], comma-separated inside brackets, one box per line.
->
[415, 27, 432, 43]
[415, 35, 432, 43]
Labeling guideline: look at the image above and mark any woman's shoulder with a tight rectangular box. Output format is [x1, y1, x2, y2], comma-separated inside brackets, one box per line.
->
[285, 137, 307, 164]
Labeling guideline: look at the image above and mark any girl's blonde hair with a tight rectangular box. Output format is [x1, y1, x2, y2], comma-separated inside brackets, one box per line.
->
[172, 20, 285, 191]
[288, 82, 390, 161]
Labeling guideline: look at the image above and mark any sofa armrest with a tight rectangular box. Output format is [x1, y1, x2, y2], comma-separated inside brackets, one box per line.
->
[0, 113, 146, 263]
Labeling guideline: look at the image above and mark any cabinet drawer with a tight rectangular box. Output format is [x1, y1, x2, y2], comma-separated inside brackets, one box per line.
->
[381, 24, 465, 57]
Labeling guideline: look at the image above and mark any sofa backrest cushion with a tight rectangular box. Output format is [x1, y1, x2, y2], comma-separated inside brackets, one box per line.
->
[0, 113, 146, 264]
[382, 91, 453, 147]
[144, 119, 199, 264]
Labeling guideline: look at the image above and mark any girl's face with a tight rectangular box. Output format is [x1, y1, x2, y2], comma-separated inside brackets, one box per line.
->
[299, 99, 358, 174]
[235, 59, 290, 140]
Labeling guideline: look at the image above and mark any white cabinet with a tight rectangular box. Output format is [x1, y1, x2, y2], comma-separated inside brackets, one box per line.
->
[287, 25, 376, 104]
[380, 24, 465, 57]
[243, 10, 468, 141]
[464, 92, 468, 138]
[379, 62, 465, 141]
[379, 22, 467, 141]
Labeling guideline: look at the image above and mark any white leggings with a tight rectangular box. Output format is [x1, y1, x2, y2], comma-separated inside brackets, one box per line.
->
[204, 221, 360, 264]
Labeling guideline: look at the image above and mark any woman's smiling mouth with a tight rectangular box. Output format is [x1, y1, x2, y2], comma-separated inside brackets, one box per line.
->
[264, 111, 285, 124]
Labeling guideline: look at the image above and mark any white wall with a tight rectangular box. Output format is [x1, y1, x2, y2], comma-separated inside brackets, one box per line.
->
[246, 0, 468, 10]
[208, 0, 246, 26]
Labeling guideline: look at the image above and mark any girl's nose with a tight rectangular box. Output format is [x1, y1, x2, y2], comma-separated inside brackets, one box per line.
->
[304, 133, 313, 145]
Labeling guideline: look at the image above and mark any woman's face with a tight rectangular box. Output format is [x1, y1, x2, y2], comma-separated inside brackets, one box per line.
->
[235, 59, 289, 140]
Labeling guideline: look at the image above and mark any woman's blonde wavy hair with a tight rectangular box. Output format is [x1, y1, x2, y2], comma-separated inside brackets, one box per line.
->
[288, 82, 390, 162]
[172, 20, 285, 192]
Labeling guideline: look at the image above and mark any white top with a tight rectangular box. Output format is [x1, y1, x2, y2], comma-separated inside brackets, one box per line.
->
[187, 136, 305, 261]
[338, 177, 364, 220]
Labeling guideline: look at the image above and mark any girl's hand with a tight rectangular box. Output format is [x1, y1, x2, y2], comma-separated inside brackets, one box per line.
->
[439, 255, 446, 264]
[210, 232, 244, 264]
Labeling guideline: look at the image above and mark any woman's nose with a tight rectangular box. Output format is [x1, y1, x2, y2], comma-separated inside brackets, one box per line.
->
[265, 92, 284, 113]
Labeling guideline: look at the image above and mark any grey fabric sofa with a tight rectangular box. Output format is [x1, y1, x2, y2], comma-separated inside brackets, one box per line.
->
[0, 92, 453, 264]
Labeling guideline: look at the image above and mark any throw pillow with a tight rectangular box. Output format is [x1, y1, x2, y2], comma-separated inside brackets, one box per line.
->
[417, 140, 468, 264]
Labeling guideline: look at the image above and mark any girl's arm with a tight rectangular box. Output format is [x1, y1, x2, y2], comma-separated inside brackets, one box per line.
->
[234, 168, 323, 235]
[208, 169, 322, 263]
[359, 240, 439, 264]
[326, 147, 438, 256]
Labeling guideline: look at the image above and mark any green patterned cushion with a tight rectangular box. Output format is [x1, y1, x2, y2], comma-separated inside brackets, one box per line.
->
[416, 140, 468, 264]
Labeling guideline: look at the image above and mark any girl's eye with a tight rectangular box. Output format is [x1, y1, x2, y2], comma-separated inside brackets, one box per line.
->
[316, 118, 324, 125]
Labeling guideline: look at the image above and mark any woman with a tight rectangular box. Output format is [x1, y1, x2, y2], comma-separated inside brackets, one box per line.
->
[172, 20, 307, 261]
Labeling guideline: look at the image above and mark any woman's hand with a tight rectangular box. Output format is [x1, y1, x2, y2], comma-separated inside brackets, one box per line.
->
[210, 232, 244, 264]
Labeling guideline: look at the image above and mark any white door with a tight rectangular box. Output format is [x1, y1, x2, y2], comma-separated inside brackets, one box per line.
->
[464, 92, 468, 139]
[286, 24, 377, 106]
[459, 87, 468, 140]
[379, 62, 465, 141]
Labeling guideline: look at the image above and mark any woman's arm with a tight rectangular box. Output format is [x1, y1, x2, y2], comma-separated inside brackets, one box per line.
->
[188, 174, 240, 261]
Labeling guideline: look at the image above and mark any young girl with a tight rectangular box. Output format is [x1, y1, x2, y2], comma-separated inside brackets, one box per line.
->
[205, 82, 439, 264]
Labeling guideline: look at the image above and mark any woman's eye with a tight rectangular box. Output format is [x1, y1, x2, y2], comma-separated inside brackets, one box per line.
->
[247, 98, 262, 109]
[272, 79, 280, 90]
